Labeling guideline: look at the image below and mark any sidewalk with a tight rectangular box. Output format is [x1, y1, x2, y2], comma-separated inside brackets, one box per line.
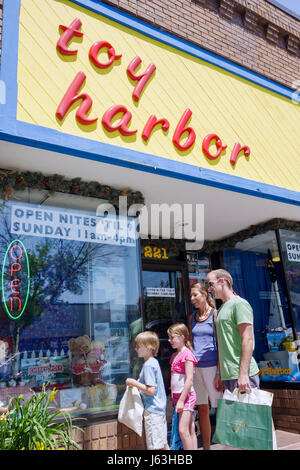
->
[201, 430, 300, 450]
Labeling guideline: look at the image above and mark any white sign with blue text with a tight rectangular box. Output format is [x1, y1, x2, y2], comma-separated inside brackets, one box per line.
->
[10, 204, 137, 246]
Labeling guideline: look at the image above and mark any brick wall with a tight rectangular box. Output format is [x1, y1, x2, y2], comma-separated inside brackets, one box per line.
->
[1, 1, 299, 93]
[73, 420, 146, 450]
[101, 0, 300, 89]
[263, 388, 300, 435]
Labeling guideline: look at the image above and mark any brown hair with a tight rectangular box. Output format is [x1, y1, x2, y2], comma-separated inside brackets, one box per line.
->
[167, 323, 193, 351]
[190, 282, 216, 308]
[135, 331, 160, 356]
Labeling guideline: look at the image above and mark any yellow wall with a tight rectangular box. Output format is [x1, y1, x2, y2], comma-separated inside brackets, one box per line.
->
[17, 0, 300, 191]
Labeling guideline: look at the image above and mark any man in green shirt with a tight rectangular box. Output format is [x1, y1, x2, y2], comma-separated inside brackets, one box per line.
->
[206, 269, 259, 393]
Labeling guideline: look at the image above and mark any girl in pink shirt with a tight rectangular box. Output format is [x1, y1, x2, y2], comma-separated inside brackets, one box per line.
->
[168, 323, 198, 450]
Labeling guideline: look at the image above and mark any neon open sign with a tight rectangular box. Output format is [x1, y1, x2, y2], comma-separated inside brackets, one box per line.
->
[1, 239, 30, 320]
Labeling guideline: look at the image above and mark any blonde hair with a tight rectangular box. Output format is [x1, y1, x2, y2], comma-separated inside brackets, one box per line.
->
[135, 331, 160, 356]
[190, 283, 216, 309]
[167, 323, 193, 351]
[209, 269, 233, 289]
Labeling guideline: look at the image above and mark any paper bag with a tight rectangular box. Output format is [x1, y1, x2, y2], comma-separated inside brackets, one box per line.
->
[118, 386, 144, 437]
[213, 388, 274, 450]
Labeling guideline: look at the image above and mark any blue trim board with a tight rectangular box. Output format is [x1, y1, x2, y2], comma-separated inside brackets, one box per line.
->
[0, 0, 299, 207]
[2, 118, 300, 206]
[1, 0, 20, 118]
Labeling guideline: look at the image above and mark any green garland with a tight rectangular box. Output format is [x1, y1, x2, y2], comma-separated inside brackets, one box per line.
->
[2, 169, 298, 251]
[0, 169, 144, 207]
[202, 218, 300, 254]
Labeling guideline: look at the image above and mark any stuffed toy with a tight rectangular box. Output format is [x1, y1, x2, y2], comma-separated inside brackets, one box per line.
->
[68, 336, 106, 386]
[86, 352, 100, 384]
[75, 335, 91, 354]
[87, 341, 107, 384]
[90, 340, 106, 364]
[68, 335, 91, 386]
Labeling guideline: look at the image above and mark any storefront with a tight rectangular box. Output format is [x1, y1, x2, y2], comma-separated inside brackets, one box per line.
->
[200, 221, 300, 434]
[0, 0, 299, 448]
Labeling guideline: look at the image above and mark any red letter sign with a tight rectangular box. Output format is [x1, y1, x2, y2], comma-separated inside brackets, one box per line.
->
[10, 263, 21, 277]
[56, 72, 98, 126]
[127, 56, 156, 102]
[202, 134, 227, 160]
[57, 18, 83, 56]
[89, 41, 122, 69]
[10, 297, 22, 312]
[142, 115, 170, 142]
[10, 279, 20, 295]
[102, 105, 137, 136]
[2, 240, 30, 321]
[230, 143, 251, 166]
[172, 109, 196, 151]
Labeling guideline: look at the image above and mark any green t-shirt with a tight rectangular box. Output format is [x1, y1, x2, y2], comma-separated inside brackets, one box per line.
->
[216, 296, 259, 381]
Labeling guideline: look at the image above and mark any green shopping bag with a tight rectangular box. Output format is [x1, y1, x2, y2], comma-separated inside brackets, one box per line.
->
[212, 398, 273, 450]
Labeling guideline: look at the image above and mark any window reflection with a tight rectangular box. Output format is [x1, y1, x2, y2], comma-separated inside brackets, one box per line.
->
[223, 229, 300, 383]
[279, 229, 300, 334]
[0, 199, 141, 415]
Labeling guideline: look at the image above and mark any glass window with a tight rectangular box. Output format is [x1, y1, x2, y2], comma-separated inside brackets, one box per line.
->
[187, 251, 211, 287]
[0, 196, 142, 415]
[279, 228, 300, 335]
[223, 230, 300, 383]
[141, 268, 187, 424]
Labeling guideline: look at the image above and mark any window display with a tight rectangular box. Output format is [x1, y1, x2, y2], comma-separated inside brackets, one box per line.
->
[223, 230, 300, 383]
[187, 252, 211, 287]
[279, 229, 300, 335]
[0, 197, 142, 415]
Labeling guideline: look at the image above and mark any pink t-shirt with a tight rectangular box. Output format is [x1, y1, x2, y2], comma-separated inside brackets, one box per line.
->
[170, 347, 197, 395]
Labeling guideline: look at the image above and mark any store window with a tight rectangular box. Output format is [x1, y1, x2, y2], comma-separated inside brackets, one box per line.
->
[278, 229, 300, 335]
[222, 230, 300, 383]
[187, 251, 211, 287]
[0, 195, 142, 415]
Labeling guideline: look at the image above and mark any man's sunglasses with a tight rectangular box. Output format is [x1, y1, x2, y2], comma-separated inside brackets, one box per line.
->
[206, 280, 218, 288]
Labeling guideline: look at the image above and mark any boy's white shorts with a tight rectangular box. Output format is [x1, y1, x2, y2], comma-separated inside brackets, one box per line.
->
[144, 410, 168, 450]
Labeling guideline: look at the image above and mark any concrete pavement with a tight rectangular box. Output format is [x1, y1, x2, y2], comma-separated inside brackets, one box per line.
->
[200, 430, 300, 450]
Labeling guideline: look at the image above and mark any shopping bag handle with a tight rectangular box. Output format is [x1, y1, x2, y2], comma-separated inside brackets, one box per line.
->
[233, 387, 251, 402]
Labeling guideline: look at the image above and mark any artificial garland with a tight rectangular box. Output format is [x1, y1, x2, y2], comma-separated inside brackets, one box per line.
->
[1, 169, 298, 251]
[0, 169, 144, 207]
[202, 218, 300, 254]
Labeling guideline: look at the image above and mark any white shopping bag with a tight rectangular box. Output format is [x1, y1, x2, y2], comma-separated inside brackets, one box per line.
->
[223, 387, 273, 405]
[118, 386, 144, 437]
[222, 388, 277, 450]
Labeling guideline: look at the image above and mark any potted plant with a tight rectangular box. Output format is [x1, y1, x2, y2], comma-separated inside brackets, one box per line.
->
[0, 383, 82, 450]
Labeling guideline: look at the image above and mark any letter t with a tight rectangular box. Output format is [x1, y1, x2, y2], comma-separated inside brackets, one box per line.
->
[57, 18, 83, 56]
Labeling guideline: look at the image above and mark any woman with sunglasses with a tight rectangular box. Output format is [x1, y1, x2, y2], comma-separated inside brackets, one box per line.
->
[189, 283, 223, 450]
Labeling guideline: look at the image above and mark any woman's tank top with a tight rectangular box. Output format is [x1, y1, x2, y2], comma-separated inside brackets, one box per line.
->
[191, 310, 218, 367]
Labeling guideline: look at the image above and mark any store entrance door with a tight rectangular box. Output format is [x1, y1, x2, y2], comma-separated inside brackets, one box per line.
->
[141, 267, 189, 405]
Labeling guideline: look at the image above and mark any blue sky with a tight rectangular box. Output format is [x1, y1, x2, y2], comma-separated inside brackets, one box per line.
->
[272, 0, 300, 16]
